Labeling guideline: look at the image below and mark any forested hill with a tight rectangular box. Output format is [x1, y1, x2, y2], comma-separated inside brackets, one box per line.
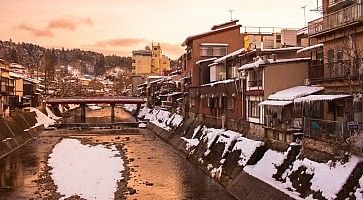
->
[0, 39, 132, 75]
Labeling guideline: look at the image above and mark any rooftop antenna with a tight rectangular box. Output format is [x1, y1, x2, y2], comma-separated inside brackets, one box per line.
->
[229, 9, 235, 21]
[302, 5, 307, 26]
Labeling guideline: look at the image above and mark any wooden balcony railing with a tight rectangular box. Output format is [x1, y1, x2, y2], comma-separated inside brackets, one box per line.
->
[308, 2, 363, 36]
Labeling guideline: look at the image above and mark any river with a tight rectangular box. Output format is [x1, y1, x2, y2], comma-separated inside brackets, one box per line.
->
[0, 108, 236, 200]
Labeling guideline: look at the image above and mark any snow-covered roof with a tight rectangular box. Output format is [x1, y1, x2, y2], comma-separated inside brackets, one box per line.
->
[259, 100, 292, 106]
[200, 43, 228, 46]
[147, 75, 166, 79]
[196, 57, 217, 65]
[260, 47, 303, 52]
[297, 44, 324, 54]
[201, 79, 235, 87]
[208, 62, 218, 67]
[294, 94, 352, 103]
[238, 57, 310, 71]
[24, 78, 39, 84]
[9, 63, 25, 69]
[297, 27, 308, 36]
[238, 57, 266, 70]
[214, 48, 245, 64]
[167, 92, 183, 96]
[9, 72, 24, 79]
[148, 78, 165, 85]
[268, 86, 324, 101]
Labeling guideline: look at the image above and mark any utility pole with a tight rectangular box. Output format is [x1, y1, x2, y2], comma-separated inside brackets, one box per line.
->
[229, 9, 235, 21]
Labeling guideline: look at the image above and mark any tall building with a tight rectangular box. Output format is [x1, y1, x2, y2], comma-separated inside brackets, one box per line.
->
[132, 43, 170, 76]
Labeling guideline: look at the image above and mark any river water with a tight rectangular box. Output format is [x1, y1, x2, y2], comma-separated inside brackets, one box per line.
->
[0, 108, 236, 200]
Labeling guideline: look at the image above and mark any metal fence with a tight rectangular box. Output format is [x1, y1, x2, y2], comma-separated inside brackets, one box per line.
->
[303, 117, 347, 139]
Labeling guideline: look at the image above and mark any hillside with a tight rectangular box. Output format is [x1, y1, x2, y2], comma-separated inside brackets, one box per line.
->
[0, 40, 132, 76]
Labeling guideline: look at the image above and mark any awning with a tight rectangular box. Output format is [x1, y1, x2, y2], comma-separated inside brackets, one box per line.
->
[294, 94, 351, 103]
[259, 100, 293, 106]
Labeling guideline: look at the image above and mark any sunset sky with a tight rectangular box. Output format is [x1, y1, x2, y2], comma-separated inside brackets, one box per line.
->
[0, 0, 322, 59]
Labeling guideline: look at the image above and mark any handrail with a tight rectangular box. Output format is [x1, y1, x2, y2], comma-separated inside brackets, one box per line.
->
[308, 3, 363, 35]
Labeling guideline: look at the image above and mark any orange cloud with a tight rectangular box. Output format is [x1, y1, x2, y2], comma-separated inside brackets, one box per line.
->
[17, 24, 53, 37]
[47, 18, 94, 30]
[17, 17, 93, 37]
[80, 18, 94, 26]
[91, 38, 147, 48]
[48, 19, 76, 30]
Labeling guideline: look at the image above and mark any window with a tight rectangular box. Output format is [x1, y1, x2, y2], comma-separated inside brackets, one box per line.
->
[200, 46, 227, 57]
[248, 70, 263, 87]
[337, 50, 343, 62]
[328, 49, 334, 64]
[227, 97, 234, 109]
[249, 100, 260, 118]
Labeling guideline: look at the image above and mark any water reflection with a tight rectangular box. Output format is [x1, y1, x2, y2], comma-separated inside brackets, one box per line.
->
[0, 151, 24, 195]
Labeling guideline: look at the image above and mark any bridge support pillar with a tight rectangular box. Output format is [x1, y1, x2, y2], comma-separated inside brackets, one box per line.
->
[80, 103, 86, 123]
[111, 103, 115, 123]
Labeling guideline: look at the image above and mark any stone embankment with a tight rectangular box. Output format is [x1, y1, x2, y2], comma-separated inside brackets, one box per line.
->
[124, 105, 363, 200]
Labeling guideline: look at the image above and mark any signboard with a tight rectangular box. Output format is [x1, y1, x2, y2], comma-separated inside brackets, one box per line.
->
[347, 121, 359, 130]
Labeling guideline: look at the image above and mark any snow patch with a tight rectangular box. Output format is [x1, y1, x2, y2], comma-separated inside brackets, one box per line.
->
[88, 105, 102, 110]
[48, 139, 124, 200]
[181, 137, 200, 151]
[28, 107, 55, 128]
[46, 106, 61, 120]
[285, 156, 361, 200]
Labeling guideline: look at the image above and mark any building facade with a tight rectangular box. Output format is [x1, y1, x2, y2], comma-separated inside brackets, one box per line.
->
[132, 44, 171, 76]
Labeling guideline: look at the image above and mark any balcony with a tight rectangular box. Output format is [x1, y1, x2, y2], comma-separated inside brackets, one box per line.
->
[248, 79, 262, 87]
[308, 60, 359, 82]
[308, 2, 363, 36]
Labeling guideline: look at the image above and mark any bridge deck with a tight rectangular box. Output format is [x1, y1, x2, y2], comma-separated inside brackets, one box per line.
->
[46, 97, 146, 104]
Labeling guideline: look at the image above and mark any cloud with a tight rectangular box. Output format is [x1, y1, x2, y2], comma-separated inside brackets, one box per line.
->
[90, 38, 147, 48]
[17, 24, 53, 37]
[17, 17, 94, 37]
[47, 19, 76, 30]
[80, 18, 94, 26]
[47, 18, 94, 30]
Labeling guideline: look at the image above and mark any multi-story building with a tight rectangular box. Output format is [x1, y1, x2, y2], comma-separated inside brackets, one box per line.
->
[181, 20, 245, 118]
[131, 44, 170, 76]
[0, 64, 16, 117]
[299, 0, 363, 139]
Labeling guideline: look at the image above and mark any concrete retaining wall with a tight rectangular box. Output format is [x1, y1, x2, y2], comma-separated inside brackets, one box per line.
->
[0, 110, 44, 160]
[147, 121, 293, 200]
